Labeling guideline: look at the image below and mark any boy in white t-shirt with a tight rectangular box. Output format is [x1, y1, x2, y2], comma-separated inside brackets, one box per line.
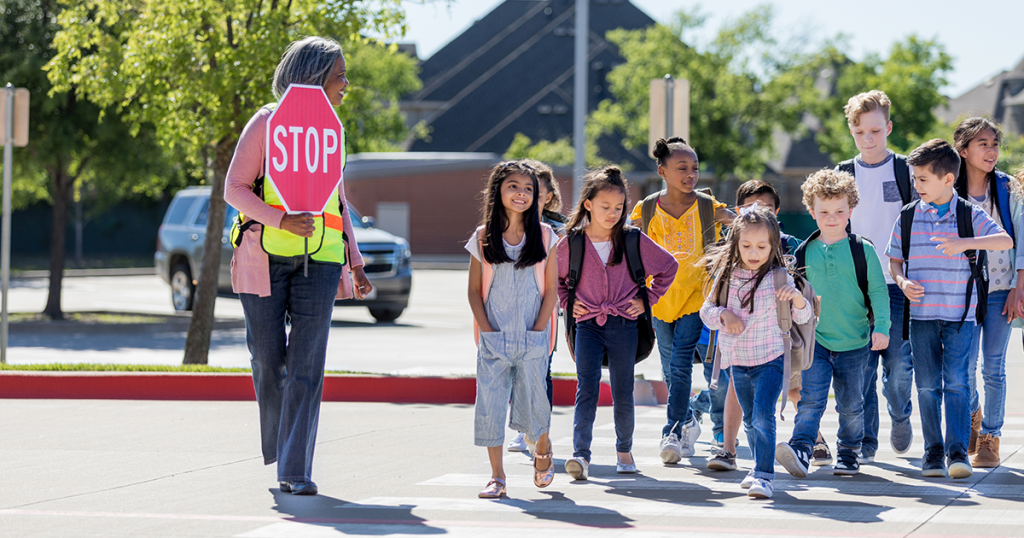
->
[834, 90, 916, 464]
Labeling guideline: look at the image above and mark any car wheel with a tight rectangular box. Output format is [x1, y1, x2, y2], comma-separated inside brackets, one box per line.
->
[369, 307, 403, 323]
[171, 264, 195, 311]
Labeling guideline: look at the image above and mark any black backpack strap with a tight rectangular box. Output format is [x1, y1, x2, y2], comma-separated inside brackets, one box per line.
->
[849, 233, 874, 322]
[639, 190, 664, 234]
[624, 227, 656, 357]
[695, 189, 716, 252]
[565, 231, 586, 356]
[837, 159, 855, 176]
[956, 197, 987, 327]
[793, 230, 820, 278]
[893, 154, 913, 206]
[900, 201, 917, 340]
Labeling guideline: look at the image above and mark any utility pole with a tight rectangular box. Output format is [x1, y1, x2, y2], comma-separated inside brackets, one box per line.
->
[572, 0, 589, 205]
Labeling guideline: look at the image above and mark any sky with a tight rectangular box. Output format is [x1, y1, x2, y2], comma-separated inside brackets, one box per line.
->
[400, 0, 1024, 98]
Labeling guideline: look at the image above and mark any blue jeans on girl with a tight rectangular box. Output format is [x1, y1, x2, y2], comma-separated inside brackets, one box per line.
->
[968, 289, 1011, 436]
[910, 320, 973, 461]
[572, 316, 638, 462]
[654, 313, 703, 437]
[239, 256, 343, 483]
[791, 343, 871, 458]
[731, 356, 785, 480]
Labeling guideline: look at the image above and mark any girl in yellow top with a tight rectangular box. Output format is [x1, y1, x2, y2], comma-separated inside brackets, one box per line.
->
[630, 137, 734, 463]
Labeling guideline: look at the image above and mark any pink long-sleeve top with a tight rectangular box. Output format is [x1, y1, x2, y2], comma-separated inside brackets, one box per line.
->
[699, 267, 813, 368]
[224, 106, 364, 298]
[556, 231, 678, 325]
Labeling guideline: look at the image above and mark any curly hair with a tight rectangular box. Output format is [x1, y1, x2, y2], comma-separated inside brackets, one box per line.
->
[801, 169, 861, 212]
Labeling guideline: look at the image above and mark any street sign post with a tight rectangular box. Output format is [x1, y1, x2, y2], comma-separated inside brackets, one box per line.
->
[1, 84, 29, 364]
[264, 84, 344, 276]
[649, 75, 690, 158]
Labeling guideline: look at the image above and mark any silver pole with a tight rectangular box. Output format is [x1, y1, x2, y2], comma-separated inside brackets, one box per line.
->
[664, 74, 674, 139]
[572, 0, 589, 206]
[2, 84, 13, 364]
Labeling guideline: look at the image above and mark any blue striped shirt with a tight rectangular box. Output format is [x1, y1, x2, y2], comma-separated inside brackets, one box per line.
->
[886, 199, 1004, 323]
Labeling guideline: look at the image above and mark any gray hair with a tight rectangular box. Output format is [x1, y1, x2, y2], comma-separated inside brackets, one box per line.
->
[272, 36, 343, 100]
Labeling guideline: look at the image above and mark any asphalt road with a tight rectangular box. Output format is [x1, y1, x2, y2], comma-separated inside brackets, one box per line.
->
[5, 271, 668, 379]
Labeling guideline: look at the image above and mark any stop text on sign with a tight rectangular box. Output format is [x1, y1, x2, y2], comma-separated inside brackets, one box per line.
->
[271, 126, 339, 174]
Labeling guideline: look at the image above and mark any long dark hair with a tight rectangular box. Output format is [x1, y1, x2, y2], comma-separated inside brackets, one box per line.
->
[565, 166, 630, 266]
[480, 161, 546, 269]
[701, 206, 785, 313]
[953, 117, 1002, 201]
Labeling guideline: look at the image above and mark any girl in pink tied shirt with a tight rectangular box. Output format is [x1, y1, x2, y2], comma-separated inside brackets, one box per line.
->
[557, 166, 677, 480]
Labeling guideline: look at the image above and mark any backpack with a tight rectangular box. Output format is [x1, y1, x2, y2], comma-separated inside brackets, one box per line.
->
[639, 188, 716, 251]
[473, 223, 558, 355]
[794, 231, 874, 324]
[898, 197, 987, 340]
[838, 154, 913, 233]
[707, 267, 820, 417]
[563, 226, 655, 366]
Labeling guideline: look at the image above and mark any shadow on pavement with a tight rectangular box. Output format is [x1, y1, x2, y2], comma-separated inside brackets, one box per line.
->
[270, 489, 446, 535]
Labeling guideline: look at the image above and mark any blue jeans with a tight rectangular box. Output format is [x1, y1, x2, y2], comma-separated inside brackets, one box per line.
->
[572, 317, 637, 461]
[910, 319, 973, 460]
[864, 284, 915, 452]
[968, 289, 1011, 436]
[731, 356, 784, 480]
[689, 340, 728, 438]
[239, 256, 343, 483]
[654, 313, 703, 437]
[791, 343, 871, 457]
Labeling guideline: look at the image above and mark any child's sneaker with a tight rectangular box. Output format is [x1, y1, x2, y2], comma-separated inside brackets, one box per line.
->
[660, 433, 683, 464]
[707, 448, 737, 471]
[921, 451, 946, 478]
[948, 456, 973, 480]
[832, 451, 860, 476]
[680, 418, 701, 457]
[890, 420, 913, 455]
[811, 441, 833, 466]
[858, 447, 876, 464]
[507, 432, 527, 452]
[713, 432, 724, 447]
[739, 470, 756, 489]
[775, 442, 811, 478]
[565, 457, 589, 481]
[747, 478, 773, 499]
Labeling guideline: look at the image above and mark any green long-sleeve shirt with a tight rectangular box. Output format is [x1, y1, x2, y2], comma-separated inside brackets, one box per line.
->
[804, 236, 891, 352]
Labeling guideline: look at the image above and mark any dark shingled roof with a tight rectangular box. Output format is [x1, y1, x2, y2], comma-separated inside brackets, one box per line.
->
[404, 0, 656, 171]
[937, 54, 1024, 135]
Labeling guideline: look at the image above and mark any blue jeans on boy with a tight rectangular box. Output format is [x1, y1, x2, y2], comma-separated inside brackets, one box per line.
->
[572, 317, 638, 462]
[968, 289, 1011, 436]
[910, 319, 973, 461]
[731, 356, 784, 480]
[654, 313, 703, 437]
[690, 340, 728, 439]
[239, 256, 342, 483]
[791, 343, 871, 458]
[863, 284, 915, 453]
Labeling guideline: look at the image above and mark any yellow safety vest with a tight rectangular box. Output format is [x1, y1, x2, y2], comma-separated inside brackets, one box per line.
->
[230, 104, 348, 265]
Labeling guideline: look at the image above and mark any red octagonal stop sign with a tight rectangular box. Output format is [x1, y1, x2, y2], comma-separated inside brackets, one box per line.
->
[264, 84, 344, 214]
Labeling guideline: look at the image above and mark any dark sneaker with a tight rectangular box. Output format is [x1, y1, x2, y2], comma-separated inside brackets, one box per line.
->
[921, 452, 946, 478]
[775, 442, 811, 478]
[811, 441, 833, 466]
[833, 451, 860, 476]
[948, 454, 973, 480]
[890, 420, 913, 455]
[707, 448, 737, 471]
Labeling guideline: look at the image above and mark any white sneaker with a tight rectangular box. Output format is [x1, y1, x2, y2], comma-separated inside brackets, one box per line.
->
[740, 470, 756, 489]
[747, 478, 774, 499]
[680, 418, 700, 457]
[660, 433, 683, 464]
[507, 432, 527, 452]
[565, 457, 589, 480]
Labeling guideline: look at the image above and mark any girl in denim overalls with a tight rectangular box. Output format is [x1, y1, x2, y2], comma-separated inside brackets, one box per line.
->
[467, 161, 559, 498]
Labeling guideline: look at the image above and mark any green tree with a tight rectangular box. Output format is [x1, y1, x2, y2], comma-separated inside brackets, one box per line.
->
[1, 0, 177, 320]
[810, 36, 953, 161]
[46, 0, 410, 363]
[590, 6, 819, 180]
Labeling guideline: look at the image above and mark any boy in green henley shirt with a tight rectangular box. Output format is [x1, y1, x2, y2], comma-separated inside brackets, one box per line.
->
[775, 170, 891, 478]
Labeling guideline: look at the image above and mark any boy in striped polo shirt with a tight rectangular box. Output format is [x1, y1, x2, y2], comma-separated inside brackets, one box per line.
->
[887, 139, 1012, 479]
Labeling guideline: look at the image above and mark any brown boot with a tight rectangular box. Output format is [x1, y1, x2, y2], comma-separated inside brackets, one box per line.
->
[968, 408, 983, 455]
[972, 434, 1000, 468]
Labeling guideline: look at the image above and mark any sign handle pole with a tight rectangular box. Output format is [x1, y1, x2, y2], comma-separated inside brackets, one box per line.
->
[1, 85, 15, 364]
[304, 238, 308, 277]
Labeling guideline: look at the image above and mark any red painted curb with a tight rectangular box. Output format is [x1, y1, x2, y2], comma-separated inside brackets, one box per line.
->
[0, 372, 614, 406]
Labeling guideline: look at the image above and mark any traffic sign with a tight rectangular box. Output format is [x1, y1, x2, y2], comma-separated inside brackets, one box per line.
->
[264, 84, 344, 214]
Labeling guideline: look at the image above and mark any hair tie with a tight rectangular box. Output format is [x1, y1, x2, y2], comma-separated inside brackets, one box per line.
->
[738, 201, 760, 217]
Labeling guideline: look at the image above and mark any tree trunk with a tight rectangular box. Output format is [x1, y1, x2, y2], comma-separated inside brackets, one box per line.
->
[43, 167, 72, 320]
[182, 139, 235, 364]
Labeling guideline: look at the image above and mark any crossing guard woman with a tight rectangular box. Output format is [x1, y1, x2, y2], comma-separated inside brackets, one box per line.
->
[224, 36, 372, 496]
